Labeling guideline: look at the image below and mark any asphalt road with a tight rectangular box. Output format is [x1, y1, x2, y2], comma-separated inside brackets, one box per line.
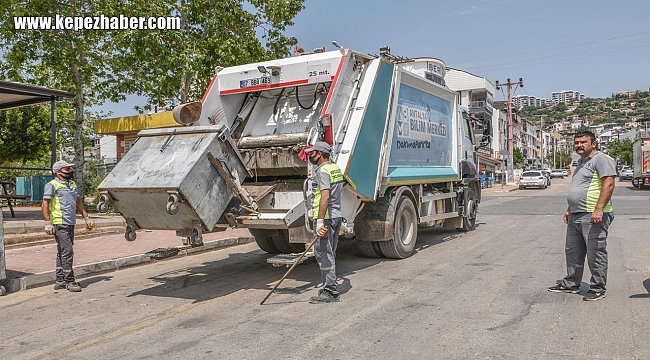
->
[1, 177, 649, 359]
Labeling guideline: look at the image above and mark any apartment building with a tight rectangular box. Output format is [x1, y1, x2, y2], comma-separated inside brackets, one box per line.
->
[551, 90, 585, 104]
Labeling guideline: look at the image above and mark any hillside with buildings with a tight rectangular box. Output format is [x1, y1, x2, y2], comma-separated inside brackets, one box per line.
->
[519, 89, 650, 133]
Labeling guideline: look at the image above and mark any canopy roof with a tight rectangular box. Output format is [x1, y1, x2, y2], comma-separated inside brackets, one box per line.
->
[0, 81, 74, 110]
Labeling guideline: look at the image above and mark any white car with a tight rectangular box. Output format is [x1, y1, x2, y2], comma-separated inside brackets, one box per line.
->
[561, 169, 569, 177]
[519, 171, 548, 189]
[550, 169, 565, 179]
[619, 167, 634, 181]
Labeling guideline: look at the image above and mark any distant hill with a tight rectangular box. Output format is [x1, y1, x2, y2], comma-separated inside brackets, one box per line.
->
[519, 90, 650, 130]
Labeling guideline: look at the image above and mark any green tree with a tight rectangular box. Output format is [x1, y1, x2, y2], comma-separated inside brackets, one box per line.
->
[0, 105, 51, 165]
[607, 138, 633, 165]
[546, 151, 572, 169]
[109, 0, 306, 109]
[0, 0, 121, 196]
[513, 147, 525, 168]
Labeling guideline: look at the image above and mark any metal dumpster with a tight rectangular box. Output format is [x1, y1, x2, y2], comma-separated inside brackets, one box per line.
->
[97, 125, 251, 241]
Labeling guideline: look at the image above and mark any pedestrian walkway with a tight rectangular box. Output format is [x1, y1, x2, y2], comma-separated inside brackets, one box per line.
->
[1, 206, 253, 294]
[480, 183, 518, 195]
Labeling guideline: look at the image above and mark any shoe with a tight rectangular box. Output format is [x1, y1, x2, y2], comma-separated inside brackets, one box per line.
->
[548, 284, 580, 294]
[53, 281, 67, 290]
[310, 289, 340, 303]
[583, 290, 605, 301]
[65, 282, 82, 292]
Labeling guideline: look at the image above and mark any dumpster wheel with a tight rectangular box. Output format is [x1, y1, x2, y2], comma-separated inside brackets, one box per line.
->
[125, 224, 137, 241]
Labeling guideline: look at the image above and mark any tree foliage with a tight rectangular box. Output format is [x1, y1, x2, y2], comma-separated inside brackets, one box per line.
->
[546, 151, 572, 169]
[513, 147, 525, 167]
[0, 105, 51, 165]
[607, 138, 633, 165]
[109, 0, 305, 109]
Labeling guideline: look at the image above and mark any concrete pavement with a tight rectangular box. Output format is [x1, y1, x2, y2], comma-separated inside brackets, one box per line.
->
[1, 206, 254, 294]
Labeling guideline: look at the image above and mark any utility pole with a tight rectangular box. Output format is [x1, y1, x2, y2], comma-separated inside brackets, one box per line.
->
[495, 78, 523, 156]
[495, 77, 523, 184]
[539, 115, 544, 168]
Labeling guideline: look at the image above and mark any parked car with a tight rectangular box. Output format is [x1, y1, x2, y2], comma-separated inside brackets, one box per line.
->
[616, 164, 624, 176]
[542, 170, 552, 186]
[572, 160, 579, 167]
[550, 169, 565, 179]
[562, 168, 569, 177]
[519, 171, 548, 189]
[619, 166, 634, 181]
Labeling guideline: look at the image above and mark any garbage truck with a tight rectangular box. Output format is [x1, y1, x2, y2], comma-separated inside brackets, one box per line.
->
[632, 136, 650, 190]
[97, 46, 481, 260]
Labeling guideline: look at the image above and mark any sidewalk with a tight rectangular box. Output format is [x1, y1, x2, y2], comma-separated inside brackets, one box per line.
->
[1, 206, 253, 294]
[480, 183, 519, 195]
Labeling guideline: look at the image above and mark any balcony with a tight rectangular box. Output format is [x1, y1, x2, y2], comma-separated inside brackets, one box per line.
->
[469, 100, 494, 115]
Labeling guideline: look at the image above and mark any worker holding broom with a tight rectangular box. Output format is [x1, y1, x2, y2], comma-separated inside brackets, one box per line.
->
[305, 142, 344, 304]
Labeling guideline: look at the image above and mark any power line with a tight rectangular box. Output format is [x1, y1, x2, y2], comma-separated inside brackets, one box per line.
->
[452, 29, 650, 65]
[462, 38, 650, 72]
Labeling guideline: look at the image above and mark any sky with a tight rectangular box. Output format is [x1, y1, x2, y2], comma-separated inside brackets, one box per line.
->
[100, 0, 650, 117]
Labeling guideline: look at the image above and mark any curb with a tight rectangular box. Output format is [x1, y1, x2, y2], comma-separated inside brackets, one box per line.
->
[2, 236, 255, 293]
[2, 217, 126, 235]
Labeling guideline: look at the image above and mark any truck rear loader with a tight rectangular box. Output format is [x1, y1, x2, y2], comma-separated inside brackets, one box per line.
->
[632, 136, 650, 190]
[97, 46, 482, 261]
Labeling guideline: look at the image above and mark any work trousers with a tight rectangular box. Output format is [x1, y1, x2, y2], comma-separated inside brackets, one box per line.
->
[314, 218, 342, 295]
[55, 224, 76, 283]
[560, 212, 613, 292]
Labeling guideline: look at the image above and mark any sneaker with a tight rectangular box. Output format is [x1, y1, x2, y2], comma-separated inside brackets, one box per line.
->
[548, 284, 580, 294]
[53, 281, 67, 290]
[65, 282, 82, 292]
[310, 289, 340, 304]
[583, 290, 605, 301]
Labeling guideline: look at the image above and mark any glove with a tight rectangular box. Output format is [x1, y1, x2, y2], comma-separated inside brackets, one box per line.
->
[84, 217, 93, 230]
[44, 221, 54, 235]
[315, 219, 328, 238]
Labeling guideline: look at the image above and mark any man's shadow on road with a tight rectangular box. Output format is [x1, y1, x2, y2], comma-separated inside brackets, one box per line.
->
[119, 226, 473, 304]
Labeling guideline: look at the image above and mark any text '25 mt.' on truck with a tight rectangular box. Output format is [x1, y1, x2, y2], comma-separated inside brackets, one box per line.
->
[97, 46, 482, 261]
[632, 132, 650, 190]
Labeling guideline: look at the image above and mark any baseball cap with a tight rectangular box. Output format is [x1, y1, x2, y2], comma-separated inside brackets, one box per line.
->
[52, 160, 75, 172]
[304, 141, 331, 155]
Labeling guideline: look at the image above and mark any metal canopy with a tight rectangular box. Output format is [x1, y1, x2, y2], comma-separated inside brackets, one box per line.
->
[0, 81, 74, 110]
[0, 81, 75, 167]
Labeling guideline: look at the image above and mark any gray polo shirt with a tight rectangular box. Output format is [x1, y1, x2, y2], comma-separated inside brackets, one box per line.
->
[43, 178, 79, 225]
[567, 151, 616, 213]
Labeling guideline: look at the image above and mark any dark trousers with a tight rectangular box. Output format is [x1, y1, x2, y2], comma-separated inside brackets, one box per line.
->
[314, 218, 342, 295]
[560, 212, 613, 292]
[55, 224, 75, 283]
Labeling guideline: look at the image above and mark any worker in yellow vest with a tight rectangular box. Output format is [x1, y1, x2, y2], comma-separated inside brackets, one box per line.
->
[41, 160, 93, 292]
[305, 142, 344, 303]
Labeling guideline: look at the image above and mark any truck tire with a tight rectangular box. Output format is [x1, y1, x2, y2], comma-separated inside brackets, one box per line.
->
[378, 195, 417, 259]
[457, 187, 478, 232]
[249, 229, 280, 254]
[272, 230, 305, 254]
[357, 240, 383, 258]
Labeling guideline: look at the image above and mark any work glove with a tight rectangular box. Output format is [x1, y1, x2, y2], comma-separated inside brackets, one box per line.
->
[315, 219, 328, 238]
[84, 217, 93, 230]
[44, 221, 54, 235]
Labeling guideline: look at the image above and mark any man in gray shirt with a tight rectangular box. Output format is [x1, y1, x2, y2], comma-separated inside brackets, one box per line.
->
[548, 130, 616, 301]
[305, 142, 344, 303]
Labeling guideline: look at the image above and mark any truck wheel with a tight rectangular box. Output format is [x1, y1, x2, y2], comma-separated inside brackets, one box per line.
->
[457, 187, 478, 232]
[379, 195, 417, 259]
[357, 240, 383, 258]
[249, 229, 280, 254]
[271, 230, 305, 254]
